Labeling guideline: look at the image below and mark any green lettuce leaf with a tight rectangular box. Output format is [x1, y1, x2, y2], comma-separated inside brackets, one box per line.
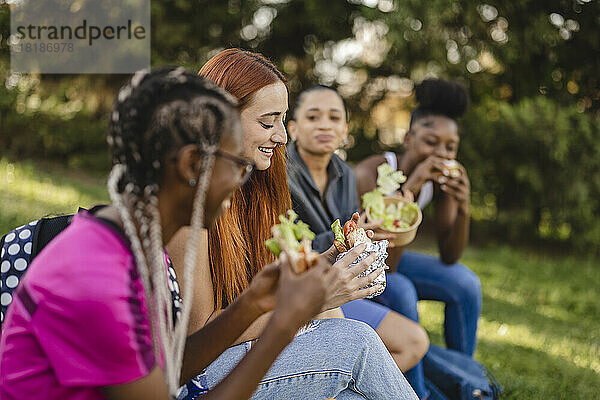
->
[265, 238, 281, 257]
[331, 219, 345, 244]
[376, 163, 407, 195]
[362, 189, 385, 217]
[360, 162, 418, 231]
[266, 210, 316, 255]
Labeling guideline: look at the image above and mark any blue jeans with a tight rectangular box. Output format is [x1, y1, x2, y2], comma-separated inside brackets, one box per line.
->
[194, 318, 418, 400]
[374, 251, 482, 398]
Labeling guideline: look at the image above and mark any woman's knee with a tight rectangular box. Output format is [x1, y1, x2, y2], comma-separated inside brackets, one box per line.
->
[454, 265, 482, 304]
[310, 318, 386, 354]
[339, 319, 393, 361]
[412, 323, 429, 361]
[376, 312, 429, 371]
[394, 321, 429, 370]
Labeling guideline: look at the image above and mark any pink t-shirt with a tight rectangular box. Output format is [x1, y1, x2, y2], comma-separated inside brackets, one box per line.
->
[0, 211, 161, 399]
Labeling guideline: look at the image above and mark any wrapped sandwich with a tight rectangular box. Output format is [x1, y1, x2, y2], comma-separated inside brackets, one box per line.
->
[265, 210, 319, 274]
[331, 217, 389, 298]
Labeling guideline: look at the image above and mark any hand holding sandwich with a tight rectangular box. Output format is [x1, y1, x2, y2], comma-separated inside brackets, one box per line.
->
[266, 211, 386, 314]
[319, 244, 383, 310]
[438, 162, 471, 214]
[402, 155, 456, 194]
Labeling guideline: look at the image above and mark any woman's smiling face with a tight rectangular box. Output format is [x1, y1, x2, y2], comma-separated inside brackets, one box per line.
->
[239, 81, 289, 170]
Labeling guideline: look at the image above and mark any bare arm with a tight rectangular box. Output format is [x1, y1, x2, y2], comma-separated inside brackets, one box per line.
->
[434, 164, 471, 264]
[210, 307, 343, 346]
[180, 289, 266, 384]
[198, 314, 302, 400]
[202, 257, 335, 400]
[354, 155, 385, 202]
[206, 310, 272, 345]
[105, 255, 334, 400]
[102, 367, 171, 400]
[103, 310, 295, 400]
[165, 227, 277, 383]
[166, 227, 215, 335]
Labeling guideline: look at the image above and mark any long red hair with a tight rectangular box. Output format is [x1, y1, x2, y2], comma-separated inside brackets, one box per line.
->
[199, 49, 291, 309]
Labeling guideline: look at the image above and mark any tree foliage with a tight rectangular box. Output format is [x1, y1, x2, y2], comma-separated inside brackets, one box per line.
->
[1, 0, 599, 251]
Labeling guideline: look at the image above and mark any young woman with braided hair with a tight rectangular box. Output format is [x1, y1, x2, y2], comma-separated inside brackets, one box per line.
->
[0, 67, 336, 400]
[173, 49, 418, 399]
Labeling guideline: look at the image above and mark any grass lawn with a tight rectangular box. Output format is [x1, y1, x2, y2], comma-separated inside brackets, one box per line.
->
[2, 159, 599, 399]
[0, 158, 109, 233]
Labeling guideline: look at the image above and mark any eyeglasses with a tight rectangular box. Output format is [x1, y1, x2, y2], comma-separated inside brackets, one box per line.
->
[215, 149, 256, 185]
[170, 147, 256, 185]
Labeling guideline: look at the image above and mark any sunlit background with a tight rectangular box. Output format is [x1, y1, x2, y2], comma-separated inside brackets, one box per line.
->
[1, 1, 599, 398]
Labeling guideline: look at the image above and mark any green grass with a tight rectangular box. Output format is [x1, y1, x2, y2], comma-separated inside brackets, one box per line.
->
[0, 158, 109, 233]
[1, 159, 599, 399]
[415, 245, 600, 399]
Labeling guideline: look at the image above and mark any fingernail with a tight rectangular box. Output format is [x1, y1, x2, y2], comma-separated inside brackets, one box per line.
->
[441, 184, 447, 190]
[438, 176, 447, 184]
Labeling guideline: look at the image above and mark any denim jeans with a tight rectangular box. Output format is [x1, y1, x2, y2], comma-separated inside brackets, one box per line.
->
[194, 318, 418, 400]
[374, 251, 482, 399]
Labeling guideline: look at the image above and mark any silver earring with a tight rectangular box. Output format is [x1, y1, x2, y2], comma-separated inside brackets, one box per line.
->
[189, 178, 197, 187]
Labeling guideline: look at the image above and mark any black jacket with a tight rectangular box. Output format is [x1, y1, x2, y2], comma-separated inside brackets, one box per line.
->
[286, 141, 360, 252]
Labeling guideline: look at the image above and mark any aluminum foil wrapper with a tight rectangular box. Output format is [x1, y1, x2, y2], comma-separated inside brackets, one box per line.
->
[335, 240, 389, 298]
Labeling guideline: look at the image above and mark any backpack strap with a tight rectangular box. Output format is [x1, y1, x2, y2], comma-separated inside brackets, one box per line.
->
[31, 214, 75, 259]
[483, 366, 503, 399]
[1, 214, 75, 330]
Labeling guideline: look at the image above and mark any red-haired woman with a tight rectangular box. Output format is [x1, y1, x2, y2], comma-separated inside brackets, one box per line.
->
[170, 49, 418, 400]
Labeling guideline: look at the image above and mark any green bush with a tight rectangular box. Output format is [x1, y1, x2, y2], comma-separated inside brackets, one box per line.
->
[0, 78, 111, 172]
[460, 96, 600, 254]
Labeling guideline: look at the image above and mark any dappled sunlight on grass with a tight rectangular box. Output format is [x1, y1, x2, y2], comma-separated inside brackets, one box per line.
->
[0, 159, 108, 232]
[415, 244, 600, 399]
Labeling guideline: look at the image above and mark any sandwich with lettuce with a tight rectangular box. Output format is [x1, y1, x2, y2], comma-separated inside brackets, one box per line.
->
[265, 210, 319, 273]
[331, 218, 370, 253]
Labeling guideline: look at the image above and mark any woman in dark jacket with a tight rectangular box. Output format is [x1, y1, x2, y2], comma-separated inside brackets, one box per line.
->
[287, 84, 430, 398]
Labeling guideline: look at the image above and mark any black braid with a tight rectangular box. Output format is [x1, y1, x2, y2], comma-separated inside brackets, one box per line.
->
[108, 66, 239, 195]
